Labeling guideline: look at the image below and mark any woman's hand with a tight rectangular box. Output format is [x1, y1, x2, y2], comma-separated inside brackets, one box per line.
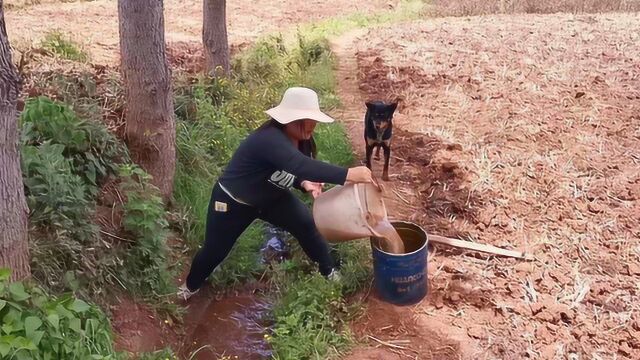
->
[346, 166, 373, 183]
[301, 181, 324, 199]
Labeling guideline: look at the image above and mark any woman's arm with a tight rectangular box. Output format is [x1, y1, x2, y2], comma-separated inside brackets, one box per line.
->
[280, 150, 348, 185]
[259, 129, 371, 185]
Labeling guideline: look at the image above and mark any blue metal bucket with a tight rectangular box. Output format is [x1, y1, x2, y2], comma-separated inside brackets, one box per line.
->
[370, 221, 429, 305]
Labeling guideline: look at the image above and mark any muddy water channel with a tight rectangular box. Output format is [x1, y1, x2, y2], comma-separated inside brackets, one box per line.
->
[178, 225, 289, 359]
[179, 286, 272, 359]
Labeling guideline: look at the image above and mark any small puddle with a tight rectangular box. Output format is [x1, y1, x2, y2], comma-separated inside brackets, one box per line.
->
[179, 286, 272, 359]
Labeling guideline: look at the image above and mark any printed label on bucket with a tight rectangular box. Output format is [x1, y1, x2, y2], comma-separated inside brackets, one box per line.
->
[391, 272, 425, 284]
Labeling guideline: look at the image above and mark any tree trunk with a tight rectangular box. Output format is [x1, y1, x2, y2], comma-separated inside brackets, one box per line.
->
[118, 0, 175, 201]
[0, 1, 30, 281]
[203, 0, 230, 77]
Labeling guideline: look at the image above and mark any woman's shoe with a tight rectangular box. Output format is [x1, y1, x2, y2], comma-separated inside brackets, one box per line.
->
[327, 269, 342, 282]
[177, 283, 199, 301]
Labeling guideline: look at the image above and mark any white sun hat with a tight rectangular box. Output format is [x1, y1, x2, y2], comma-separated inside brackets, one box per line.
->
[265, 87, 335, 124]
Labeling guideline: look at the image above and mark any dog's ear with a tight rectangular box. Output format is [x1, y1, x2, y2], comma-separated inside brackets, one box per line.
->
[388, 102, 398, 114]
[365, 101, 376, 110]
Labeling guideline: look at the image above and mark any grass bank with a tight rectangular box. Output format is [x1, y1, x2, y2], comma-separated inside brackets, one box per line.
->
[171, 33, 370, 358]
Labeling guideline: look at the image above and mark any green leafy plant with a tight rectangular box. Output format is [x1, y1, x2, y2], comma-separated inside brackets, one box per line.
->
[0, 268, 120, 359]
[21, 96, 126, 193]
[21, 142, 96, 239]
[19, 97, 127, 296]
[118, 164, 174, 297]
[19, 98, 176, 307]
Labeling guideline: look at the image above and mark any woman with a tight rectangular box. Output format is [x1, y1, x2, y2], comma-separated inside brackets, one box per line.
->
[178, 87, 373, 300]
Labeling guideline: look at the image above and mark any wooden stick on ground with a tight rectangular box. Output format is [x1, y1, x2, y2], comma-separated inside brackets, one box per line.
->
[428, 234, 534, 260]
[392, 188, 411, 205]
[367, 335, 410, 350]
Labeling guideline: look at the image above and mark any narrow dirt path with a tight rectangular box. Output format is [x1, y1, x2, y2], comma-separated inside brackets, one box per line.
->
[330, 30, 420, 221]
[330, 30, 481, 360]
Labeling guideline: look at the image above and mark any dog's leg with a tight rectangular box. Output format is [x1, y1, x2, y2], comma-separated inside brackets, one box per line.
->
[374, 145, 381, 160]
[365, 143, 374, 170]
[382, 142, 391, 181]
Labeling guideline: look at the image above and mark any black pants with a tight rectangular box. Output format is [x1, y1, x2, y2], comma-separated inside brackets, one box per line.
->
[186, 183, 335, 291]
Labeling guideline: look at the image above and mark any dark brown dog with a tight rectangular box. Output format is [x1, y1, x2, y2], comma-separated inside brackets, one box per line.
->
[363, 101, 397, 181]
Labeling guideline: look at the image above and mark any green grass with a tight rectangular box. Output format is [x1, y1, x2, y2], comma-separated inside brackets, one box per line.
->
[40, 31, 89, 62]
[269, 273, 350, 359]
[168, 27, 374, 357]
[287, 0, 426, 41]
[315, 122, 354, 166]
